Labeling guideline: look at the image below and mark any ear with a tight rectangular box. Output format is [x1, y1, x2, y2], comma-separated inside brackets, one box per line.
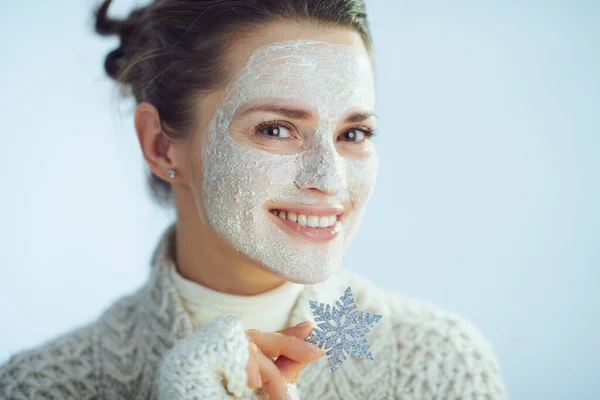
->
[134, 102, 180, 183]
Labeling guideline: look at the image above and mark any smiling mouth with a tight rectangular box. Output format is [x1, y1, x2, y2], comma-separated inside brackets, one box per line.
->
[268, 208, 343, 241]
[270, 209, 338, 227]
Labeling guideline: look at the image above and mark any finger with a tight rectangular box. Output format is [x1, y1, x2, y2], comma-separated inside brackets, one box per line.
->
[277, 321, 315, 339]
[275, 355, 317, 384]
[246, 342, 262, 389]
[247, 331, 324, 363]
[275, 321, 324, 383]
[252, 322, 323, 384]
[257, 349, 287, 400]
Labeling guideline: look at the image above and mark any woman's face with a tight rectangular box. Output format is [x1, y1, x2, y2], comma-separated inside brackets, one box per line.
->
[188, 25, 378, 284]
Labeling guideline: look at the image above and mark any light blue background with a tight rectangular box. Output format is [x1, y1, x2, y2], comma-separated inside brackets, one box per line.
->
[0, 1, 598, 399]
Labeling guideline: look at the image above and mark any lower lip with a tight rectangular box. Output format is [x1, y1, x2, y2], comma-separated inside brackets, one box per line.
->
[269, 213, 341, 242]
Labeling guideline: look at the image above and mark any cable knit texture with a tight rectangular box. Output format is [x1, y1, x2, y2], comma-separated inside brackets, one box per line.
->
[157, 315, 254, 399]
[0, 225, 507, 399]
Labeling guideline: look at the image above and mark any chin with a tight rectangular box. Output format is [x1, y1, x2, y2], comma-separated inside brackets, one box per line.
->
[266, 259, 340, 285]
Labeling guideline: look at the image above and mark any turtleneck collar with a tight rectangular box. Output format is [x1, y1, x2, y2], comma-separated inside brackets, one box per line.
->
[169, 264, 305, 332]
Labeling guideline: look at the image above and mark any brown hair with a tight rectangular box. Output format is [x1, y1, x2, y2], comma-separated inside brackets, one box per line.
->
[94, 0, 372, 206]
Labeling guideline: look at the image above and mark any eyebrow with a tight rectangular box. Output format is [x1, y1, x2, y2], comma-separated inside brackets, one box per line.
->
[239, 105, 378, 123]
[239, 105, 314, 120]
[344, 111, 378, 123]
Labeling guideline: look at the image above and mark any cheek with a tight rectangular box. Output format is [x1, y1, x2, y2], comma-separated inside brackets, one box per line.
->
[348, 155, 379, 203]
[264, 156, 300, 197]
[203, 134, 299, 214]
[185, 141, 217, 227]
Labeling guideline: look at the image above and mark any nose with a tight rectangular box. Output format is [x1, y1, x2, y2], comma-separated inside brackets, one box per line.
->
[294, 142, 346, 196]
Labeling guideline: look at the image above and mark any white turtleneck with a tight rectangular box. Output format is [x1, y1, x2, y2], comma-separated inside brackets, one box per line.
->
[169, 265, 305, 332]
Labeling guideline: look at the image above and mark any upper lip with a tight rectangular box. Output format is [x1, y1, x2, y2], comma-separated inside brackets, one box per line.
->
[268, 203, 345, 217]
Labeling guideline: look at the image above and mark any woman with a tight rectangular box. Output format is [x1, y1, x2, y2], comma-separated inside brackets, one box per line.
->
[0, 0, 507, 399]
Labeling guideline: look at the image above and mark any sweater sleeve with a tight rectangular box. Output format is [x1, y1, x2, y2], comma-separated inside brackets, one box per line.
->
[0, 325, 97, 400]
[156, 315, 257, 400]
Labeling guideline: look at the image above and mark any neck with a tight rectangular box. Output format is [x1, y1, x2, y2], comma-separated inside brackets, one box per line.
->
[173, 193, 286, 296]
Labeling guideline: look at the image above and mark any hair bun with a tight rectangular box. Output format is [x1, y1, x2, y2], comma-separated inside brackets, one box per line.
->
[94, 0, 121, 36]
[94, 0, 147, 81]
[104, 48, 126, 80]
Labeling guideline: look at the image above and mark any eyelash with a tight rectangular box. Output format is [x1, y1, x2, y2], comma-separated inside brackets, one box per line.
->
[253, 120, 297, 141]
[340, 125, 378, 144]
[253, 119, 377, 143]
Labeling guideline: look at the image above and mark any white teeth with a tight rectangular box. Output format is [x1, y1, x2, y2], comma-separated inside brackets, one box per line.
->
[272, 210, 338, 228]
[307, 216, 319, 228]
[318, 216, 330, 228]
[297, 214, 307, 226]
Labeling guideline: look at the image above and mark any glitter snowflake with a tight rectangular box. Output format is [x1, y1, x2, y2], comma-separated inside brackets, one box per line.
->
[306, 287, 382, 373]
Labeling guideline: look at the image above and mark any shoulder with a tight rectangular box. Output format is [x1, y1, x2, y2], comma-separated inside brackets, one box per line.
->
[0, 322, 98, 400]
[328, 269, 508, 399]
[0, 290, 149, 400]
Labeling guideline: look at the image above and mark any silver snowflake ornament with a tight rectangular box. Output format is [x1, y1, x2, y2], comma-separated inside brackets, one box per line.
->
[306, 287, 382, 373]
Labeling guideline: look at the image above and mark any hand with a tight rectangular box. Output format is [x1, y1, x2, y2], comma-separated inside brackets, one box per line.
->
[245, 321, 324, 400]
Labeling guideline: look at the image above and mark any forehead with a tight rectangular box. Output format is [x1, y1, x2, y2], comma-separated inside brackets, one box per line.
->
[221, 40, 376, 118]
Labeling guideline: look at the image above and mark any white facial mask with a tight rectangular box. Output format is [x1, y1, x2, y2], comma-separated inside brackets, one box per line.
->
[199, 40, 378, 284]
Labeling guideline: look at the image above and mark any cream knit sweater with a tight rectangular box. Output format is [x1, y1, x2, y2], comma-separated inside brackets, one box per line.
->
[169, 262, 304, 332]
[0, 226, 507, 399]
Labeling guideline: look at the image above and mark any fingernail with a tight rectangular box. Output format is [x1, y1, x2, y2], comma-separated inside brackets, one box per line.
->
[306, 342, 322, 353]
[295, 321, 312, 328]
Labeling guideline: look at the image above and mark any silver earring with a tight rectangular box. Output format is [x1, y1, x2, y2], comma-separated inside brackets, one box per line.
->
[167, 169, 176, 179]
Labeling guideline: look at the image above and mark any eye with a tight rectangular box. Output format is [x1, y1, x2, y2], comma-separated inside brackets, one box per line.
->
[255, 122, 295, 140]
[338, 128, 374, 143]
